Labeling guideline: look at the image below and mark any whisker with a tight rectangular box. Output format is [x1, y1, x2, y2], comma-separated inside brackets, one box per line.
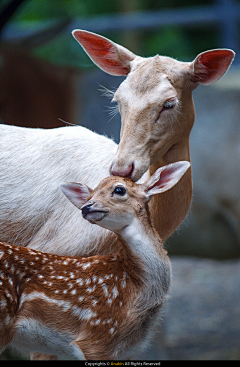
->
[97, 83, 119, 123]
[98, 84, 116, 100]
[58, 118, 80, 127]
[105, 105, 119, 123]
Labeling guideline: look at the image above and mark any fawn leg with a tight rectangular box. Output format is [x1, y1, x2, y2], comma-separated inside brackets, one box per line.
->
[30, 352, 58, 360]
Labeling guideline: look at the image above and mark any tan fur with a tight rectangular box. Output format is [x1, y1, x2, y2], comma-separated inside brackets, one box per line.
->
[112, 56, 195, 241]
[0, 174, 174, 360]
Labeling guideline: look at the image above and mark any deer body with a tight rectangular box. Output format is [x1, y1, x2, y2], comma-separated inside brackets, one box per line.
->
[0, 123, 188, 253]
[0, 124, 120, 254]
[0, 231, 169, 359]
[0, 31, 234, 252]
[0, 161, 191, 360]
[0, 241, 164, 359]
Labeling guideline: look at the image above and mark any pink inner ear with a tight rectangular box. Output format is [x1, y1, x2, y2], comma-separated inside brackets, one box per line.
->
[70, 184, 91, 200]
[70, 185, 86, 195]
[73, 30, 131, 76]
[61, 182, 90, 209]
[193, 49, 235, 84]
[150, 167, 175, 190]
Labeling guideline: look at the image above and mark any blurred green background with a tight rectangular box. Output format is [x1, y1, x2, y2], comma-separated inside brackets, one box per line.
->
[1, 0, 224, 68]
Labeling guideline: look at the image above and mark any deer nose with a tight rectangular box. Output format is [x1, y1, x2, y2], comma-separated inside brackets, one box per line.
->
[110, 162, 134, 178]
[81, 203, 93, 217]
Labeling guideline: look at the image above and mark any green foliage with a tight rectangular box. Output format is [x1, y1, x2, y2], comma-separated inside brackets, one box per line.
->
[141, 25, 217, 61]
[142, 28, 192, 60]
[13, 0, 120, 20]
[0, 0, 221, 68]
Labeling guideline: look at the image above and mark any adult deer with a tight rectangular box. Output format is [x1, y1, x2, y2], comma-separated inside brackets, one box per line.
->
[71, 30, 234, 240]
[0, 30, 234, 359]
[0, 162, 189, 360]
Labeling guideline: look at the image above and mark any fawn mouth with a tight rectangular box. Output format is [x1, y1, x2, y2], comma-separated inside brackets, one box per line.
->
[81, 208, 109, 223]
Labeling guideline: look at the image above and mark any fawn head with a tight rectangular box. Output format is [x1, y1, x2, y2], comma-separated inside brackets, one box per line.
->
[73, 30, 234, 181]
[61, 161, 190, 233]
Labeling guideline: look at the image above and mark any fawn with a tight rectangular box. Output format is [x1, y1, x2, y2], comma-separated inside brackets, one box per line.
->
[0, 161, 190, 360]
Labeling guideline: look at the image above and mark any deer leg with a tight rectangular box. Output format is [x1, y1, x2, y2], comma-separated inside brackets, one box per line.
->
[30, 352, 58, 360]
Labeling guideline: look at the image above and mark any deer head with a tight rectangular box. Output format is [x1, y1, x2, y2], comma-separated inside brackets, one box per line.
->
[61, 161, 190, 233]
[73, 30, 234, 181]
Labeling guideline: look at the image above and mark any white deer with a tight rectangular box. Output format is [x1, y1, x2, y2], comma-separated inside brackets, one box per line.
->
[0, 29, 234, 359]
[0, 161, 190, 360]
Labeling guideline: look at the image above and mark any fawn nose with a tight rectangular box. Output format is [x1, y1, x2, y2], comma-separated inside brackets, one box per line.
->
[81, 203, 93, 217]
[110, 162, 134, 178]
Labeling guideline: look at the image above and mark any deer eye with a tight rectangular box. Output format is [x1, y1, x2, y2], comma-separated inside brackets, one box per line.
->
[113, 186, 126, 196]
[163, 99, 176, 110]
[155, 98, 177, 122]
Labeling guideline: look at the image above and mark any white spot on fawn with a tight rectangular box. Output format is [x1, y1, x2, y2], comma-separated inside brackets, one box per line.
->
[85, 278, 91, 286]
[102, 284, 108, 297]
[76, 278, 83, 286]
[82, 263, 91, 270]
[112, 286, 119, 299]
[87, 286, 96, 293]
[8, 277, 13, 286]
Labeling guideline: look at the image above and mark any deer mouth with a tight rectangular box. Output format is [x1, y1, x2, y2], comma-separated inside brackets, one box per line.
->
[81, 204, 109, 223]
[110, 162, 135, 180]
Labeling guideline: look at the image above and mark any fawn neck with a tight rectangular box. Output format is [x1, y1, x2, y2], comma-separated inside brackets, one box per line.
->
[118, 209, 171, 302]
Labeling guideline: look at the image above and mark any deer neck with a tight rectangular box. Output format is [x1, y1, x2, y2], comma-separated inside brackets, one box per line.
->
[118, 215, 171, 302]
[149, 138, 192, 241]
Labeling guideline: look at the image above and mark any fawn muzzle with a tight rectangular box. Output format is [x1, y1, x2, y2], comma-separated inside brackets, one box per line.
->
[81, 201, 109, 223]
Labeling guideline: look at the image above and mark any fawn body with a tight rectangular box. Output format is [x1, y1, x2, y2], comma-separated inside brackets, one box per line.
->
[0, 161, 190, 359]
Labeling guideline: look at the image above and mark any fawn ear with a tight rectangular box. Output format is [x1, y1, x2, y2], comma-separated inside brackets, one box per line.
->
[60, 182, 92, 209]
[191, 49, 235, 85]
[72, 29, 135, 76]
[143, 161, 191, 202]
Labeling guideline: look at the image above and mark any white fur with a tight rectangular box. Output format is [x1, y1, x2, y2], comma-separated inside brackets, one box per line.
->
[121, 218, 171, 301]
[0, 124, 117, 255]
[0, 124, 149, 256]
[10, 318, 85, 359]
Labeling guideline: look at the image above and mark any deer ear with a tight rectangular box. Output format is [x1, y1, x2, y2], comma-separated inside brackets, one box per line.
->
[72, 29, 135, 76]
[143, 161, 191, 202]
[60, 182, 92, 209]
[191, 49, 235, 85]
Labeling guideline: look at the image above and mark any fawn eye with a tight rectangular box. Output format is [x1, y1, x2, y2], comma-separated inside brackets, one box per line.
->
[113, 186, 126, 196]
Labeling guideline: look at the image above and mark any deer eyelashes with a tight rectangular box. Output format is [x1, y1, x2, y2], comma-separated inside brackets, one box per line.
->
[162, 99, 177, 111]
[155, 97, 179, 123]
